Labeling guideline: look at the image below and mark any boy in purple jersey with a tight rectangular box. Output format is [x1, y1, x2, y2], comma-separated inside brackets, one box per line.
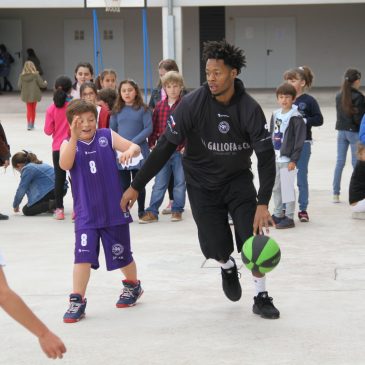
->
[60, 99, 142, 323]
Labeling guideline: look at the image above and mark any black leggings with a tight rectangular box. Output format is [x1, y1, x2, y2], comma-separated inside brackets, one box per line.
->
[52, 150, 67, 209]
[22, 191, 54, 216]
[119, 169, 146, 216]
[22, 189, 67, 216]
[167, 174, 174, 201]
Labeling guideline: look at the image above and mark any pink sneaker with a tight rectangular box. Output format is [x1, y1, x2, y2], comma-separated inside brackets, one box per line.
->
[53, 208, 65, 220]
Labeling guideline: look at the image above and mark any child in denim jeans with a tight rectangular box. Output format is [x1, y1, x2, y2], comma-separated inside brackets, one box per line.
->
[12, 151, 68, 216]
[270, 83, 306, 229]
[139, 71, 186, 223]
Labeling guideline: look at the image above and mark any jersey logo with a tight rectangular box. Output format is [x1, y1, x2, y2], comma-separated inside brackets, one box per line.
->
[98, 136, 108, 147]
[167, 115, 178, 135]
[218, 121, 230, 134]
[112, 243, 124, 256]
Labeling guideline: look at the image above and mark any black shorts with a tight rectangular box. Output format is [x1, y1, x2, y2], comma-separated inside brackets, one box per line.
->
[186, 172, 257, 262]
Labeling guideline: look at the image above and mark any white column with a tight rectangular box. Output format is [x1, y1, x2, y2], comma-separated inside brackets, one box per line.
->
[162, 5, 183, 73]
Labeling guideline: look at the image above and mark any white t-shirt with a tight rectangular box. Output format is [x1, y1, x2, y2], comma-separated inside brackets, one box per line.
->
[0, 250, 5, 267]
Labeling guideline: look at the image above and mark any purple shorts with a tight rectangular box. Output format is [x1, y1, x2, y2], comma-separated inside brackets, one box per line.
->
[74, 224, 133, 271]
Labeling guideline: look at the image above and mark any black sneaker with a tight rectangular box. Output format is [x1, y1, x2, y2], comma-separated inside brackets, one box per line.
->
[0, 213, 9, 220]
[276, 216, 295, 229]
[253, 291, 280, 319]
[269, 214, 284, 226]
[221, 257, 242, 302]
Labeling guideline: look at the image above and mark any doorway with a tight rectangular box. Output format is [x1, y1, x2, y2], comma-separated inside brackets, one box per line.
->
[64, 18, 124, 82]
[0, 19, 22, 91]
[235, 17, 296, 88]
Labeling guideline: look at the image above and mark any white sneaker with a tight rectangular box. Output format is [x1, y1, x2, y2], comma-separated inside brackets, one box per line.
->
[333, 194, 340, 203]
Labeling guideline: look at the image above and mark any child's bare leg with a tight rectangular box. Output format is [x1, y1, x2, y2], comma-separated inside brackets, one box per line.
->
[120, 260, 137, 282]
[73, 263, 91, 297]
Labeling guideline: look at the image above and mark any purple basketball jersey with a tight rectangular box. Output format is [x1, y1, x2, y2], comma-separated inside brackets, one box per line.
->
[70, 129, 132, 230]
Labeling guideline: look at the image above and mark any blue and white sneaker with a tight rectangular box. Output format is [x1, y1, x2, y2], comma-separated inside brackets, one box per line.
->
[116, 280, 143, 308]
[63, 294, 87, 323]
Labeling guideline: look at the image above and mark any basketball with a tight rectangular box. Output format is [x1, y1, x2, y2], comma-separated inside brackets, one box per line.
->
[241, 235, 281, 274]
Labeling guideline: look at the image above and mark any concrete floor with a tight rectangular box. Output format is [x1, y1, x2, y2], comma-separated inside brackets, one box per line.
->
[0, 90, 364, 365]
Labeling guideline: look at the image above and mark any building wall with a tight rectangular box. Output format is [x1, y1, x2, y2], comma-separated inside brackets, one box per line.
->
[0, 8, 163, 89]
[1, 3, 365, 90]
[225, 4, 365, 87]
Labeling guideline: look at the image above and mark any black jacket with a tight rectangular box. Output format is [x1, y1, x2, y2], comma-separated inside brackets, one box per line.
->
[0, 122, 10, 166]
[269, 111, 306, 163]
[336, 88, 365, 132]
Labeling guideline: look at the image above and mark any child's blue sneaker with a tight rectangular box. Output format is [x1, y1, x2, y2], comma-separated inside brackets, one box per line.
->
[116, 280, 143, 308]
[63, 294, 87, 323]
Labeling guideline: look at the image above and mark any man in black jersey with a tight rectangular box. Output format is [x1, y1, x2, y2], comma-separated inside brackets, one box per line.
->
[121, 40, 279, 319]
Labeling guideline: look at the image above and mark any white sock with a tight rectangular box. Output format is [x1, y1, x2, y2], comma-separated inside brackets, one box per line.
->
[220, 259, 235, 270]
[253, 276, 266, 295]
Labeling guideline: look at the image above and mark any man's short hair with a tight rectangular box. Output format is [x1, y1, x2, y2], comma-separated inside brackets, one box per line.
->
[202, 40, 246, 75]
[276, 83, 297, 99]
[66, 99, 98, 125]
[161, 71, 184, 88]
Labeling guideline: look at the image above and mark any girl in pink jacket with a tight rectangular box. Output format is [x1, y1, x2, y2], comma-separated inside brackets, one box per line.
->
[44, 76, 72, 220]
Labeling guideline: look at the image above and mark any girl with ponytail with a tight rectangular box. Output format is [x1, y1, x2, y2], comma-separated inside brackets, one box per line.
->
[12, 150, 68, 216]
[44, 76, 72, 220]
[333, 69, 365, 202]
[283, 66, 323, 222]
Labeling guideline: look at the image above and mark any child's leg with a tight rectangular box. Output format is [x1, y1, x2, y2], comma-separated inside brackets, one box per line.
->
[30, 102, 37, 125]
[131, 169, 146, 216]
[72, 263, 91, 297]
[168, 174, 174, 201]
[147, 161, 171, 215]
[296, 142, 311, 211]
[333, 132, 349, 196]
[26, 102, 32, 123]
[22, 191, 55, 216]
[52, 151, 66, 210]
[272, 163, 283, 217]
[170, 151, 186, 213]
[120, 260, 137, 282]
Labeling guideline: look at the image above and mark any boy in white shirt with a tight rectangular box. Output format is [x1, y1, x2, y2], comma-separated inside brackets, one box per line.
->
[270, 83, 306, 229]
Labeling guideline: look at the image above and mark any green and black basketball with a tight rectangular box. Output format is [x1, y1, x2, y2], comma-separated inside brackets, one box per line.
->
[241, 235, 281, 274]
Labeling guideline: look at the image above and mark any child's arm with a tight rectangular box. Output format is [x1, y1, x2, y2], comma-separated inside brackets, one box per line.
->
[112, 130, 141, 165]
[36, 74, 47, 89]
[44, 106, 55, 136]
[0, 268, 66, 359]
[131, 110, 153, 145]
[13, 167, 34, 211]
[59, 116, 82, 171]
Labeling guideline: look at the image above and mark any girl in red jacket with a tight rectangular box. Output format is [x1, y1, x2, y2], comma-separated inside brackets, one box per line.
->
[80, 82, 110, 128]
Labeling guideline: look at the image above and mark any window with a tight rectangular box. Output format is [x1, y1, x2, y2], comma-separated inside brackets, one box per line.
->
[74, 30, 85, 40]
[103, 30, 114, 40]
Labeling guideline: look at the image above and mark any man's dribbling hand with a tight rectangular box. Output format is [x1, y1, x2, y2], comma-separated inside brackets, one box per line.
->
[253, 205, 274, 235]
[120, 187, 139, 212]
